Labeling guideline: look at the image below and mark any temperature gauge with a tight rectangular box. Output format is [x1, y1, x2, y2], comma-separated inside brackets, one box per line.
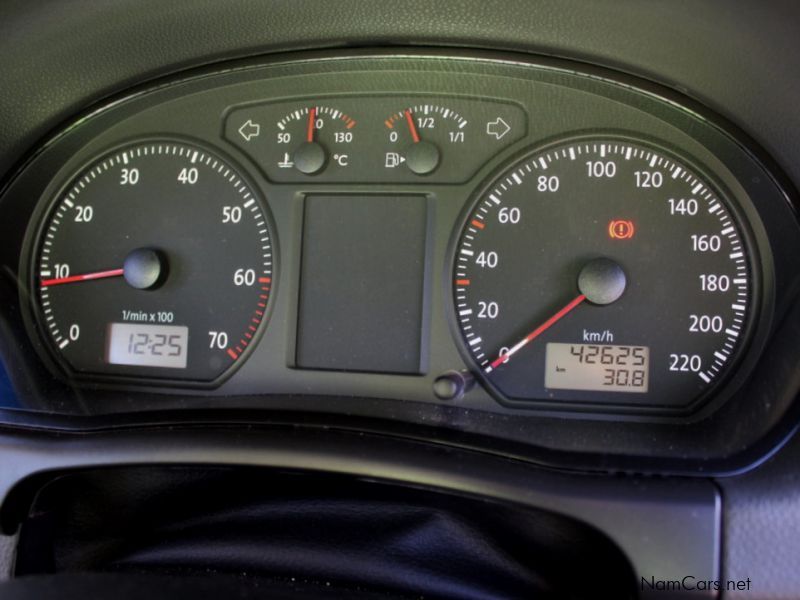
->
[225, 103, 357, 181]
[275, 106, 356, 175]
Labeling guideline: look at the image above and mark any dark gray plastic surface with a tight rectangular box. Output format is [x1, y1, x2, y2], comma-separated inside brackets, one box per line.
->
[0, 427, 720, 599]
[296, 195, 428, 374]
[2, 0, 800, 199]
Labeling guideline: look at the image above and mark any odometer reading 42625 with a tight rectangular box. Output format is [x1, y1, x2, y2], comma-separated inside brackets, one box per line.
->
[453, 139, 754, 409]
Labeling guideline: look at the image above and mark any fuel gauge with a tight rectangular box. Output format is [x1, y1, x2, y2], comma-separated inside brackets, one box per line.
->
[383, 105, 468, 175]
[377, 100, 526, 181]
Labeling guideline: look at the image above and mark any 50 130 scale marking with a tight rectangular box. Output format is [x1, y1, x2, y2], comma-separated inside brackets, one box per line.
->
[453, 139, 752, 409]
[34, 141, 275, 384]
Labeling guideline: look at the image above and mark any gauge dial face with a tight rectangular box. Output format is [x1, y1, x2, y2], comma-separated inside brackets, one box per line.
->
[453, 139, 755, 410]
[381, 104, 468, 175]
[32, 141, 274, 384]
[276, 105, 357, 175]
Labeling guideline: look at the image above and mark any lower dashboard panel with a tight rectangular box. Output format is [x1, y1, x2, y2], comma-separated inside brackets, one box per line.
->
[0, 426, 719, 600]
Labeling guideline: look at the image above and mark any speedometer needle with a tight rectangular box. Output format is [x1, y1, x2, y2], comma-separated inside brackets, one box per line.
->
[41, 268, 124, 288]
[486, 294, 586, 372]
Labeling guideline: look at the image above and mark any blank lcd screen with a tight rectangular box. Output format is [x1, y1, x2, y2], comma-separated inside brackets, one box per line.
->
[296, 195, 428, 374]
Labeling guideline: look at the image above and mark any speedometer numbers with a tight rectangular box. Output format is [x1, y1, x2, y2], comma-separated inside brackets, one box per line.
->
[453, 139, 753, 410]
[32, 141, 275, 384]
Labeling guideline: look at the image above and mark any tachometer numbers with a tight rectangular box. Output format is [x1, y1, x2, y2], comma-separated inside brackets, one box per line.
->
[32, 140, 276, 385]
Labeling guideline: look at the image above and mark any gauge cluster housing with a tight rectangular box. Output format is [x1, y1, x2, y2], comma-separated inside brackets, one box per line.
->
[0, 51, 799, 475]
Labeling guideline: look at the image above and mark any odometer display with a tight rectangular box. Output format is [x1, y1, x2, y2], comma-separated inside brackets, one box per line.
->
[544, 343, 649, 393]
[31, 141, 274, 384]
[453, 139, 754, 410]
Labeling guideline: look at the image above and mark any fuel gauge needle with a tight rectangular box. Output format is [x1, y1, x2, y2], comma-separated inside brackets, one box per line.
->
[40, 268, 124, 288]
[402, 108, 439, 174]
[485, 294, 586, 373]
[404, 109, 421, 143]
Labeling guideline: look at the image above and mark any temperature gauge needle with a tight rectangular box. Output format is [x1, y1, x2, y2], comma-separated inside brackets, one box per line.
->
[41, 268, 124, 288]
[294, 106, 326, 175]
[486, 294, 586, 373]
[307, 106, 317, 142]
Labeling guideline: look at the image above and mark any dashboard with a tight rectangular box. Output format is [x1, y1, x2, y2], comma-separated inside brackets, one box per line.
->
[1, 2, 800, 599]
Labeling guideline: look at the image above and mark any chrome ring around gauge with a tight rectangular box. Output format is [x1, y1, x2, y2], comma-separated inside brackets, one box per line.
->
[452, 137, 757, 411]
[29, 140, 275, 385]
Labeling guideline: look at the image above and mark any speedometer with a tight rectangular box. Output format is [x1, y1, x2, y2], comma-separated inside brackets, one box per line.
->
[452, 138, 757, 411]
[28, 140, 275, 385]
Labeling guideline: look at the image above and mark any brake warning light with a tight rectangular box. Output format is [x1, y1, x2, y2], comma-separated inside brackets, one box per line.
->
[608, 219, 635, 240]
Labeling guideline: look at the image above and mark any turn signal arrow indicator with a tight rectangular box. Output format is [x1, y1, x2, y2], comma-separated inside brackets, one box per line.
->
[238, 119, 261, 142]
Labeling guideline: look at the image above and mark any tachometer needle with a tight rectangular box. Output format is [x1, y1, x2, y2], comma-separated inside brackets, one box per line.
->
[41, 268, 124, 288]
[404, 109, 420, 143]
[307, 106, 317, 143]
[486, 294, 586, 373]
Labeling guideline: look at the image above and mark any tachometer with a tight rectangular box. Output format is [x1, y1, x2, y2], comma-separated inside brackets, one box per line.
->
[29, 140, 275, 385]
[452, 138, 756, 410]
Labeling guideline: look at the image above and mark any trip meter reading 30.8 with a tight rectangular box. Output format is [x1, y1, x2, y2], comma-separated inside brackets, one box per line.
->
[31, 141, 275, 384]
[453, 139, 754, 410]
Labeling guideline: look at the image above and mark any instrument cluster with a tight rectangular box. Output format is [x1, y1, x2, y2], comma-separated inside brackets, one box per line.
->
[0, 52, 798, 472]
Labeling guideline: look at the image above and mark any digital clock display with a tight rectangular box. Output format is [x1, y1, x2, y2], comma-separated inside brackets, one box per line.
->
[106, 323, 188, 369]
[545, 343, 649, 393]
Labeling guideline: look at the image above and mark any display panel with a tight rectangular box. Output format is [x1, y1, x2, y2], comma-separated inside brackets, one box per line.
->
[296, 195, 428, 374]
[106, 323, 189, 369]
[545, 343, 649, 393]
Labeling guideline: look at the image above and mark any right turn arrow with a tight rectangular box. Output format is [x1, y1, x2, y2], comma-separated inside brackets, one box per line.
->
[486, 117, 511, 140]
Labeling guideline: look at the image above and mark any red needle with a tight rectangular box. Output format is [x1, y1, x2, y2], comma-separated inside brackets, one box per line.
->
[404, 109, 420, 143]
[307, 107, 317, 143]
[486, 294, 587, 372]
[41, 268, 124, 288]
